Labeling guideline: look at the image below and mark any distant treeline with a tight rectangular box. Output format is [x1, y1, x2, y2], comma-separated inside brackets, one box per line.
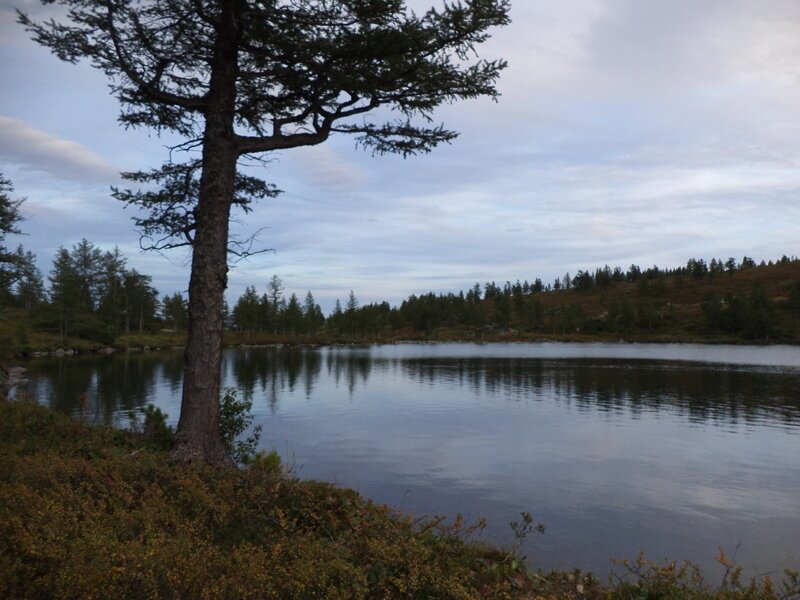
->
[2, 235, 799, 345]
[230, 254, 800, 342]
[0, 238, 189, 343]
[0, 174, 185, 346]
[2, 169, 800, 347]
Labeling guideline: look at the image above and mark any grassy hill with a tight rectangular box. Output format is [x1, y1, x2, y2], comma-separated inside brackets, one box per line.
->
[499, 259, 800, 344]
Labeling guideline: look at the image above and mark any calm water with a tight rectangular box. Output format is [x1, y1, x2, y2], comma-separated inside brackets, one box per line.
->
[17, 342, 800, 579]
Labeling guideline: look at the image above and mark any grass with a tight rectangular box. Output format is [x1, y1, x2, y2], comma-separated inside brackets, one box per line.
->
[1, 397, 798, 599]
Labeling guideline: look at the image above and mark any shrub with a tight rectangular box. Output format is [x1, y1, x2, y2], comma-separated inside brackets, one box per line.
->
[142, 404, 174, 450]
[244, 449, 282, 475]
[219, 387, 262, 463]
[129, 404, 173, 451]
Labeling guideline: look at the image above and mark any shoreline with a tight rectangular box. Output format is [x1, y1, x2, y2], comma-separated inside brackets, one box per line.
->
[2, 398, 798, 598]
[13, 333, 799, 360]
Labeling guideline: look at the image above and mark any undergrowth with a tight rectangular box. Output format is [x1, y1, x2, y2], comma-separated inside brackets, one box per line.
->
[0, 397, 797, 599]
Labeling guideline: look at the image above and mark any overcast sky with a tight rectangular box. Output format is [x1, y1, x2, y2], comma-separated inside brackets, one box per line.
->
[2, 0, 800, 311]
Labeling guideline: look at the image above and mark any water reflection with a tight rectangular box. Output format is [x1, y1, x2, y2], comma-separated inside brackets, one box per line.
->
[19, 346, 800, 431]
[17, 343, 800, 579]
[400, 358, 800, 430]
[20, 352, 184, 426]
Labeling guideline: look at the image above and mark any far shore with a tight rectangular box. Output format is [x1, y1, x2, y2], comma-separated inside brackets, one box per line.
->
[12, 330, 799, 361]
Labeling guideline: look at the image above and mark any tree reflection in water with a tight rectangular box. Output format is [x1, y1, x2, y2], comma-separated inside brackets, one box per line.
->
[20, 347, 800, 432]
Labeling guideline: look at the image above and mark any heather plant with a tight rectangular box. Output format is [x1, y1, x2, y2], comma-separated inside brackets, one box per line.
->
[2, 400, 799, 599]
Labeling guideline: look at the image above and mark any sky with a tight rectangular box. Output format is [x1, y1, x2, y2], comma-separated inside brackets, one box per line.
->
[1, 0, 800, 312]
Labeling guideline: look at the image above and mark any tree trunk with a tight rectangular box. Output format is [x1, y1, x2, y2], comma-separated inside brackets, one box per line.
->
[171, 8, 239, 466]
[171, 147, 235, 465]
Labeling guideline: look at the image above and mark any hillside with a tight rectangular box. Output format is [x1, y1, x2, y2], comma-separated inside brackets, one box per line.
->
[336, 258, 800, 345]
[2, 257, 799, 355]
[487, 259, 800, 344]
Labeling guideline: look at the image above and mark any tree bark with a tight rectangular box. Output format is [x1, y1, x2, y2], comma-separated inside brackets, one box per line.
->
[171, 145, 235, 465]
[171, 5, 239, 465]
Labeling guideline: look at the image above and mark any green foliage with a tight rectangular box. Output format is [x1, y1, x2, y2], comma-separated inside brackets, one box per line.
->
[128, 404, 174, 451]
[703, 282, 776, 340]
[507, 511, 545, 563]
[6, 249, 800, 357]
[0, 174, 22, 241]
[142, 404, 174, 450]
[219, 387, 262, 463]
[607, 552, 800, 600]
[243, 449, 282, 475]
[112, 161, 280, 254]
[161, 292, 189, 331]
[42, 240, 160, 343]
[788, 282, 800, 312]
[223, 255, 800, 345]
[0, 174, 24, 297]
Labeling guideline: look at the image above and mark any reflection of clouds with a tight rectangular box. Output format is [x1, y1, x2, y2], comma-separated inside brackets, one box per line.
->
[630, 471, 800, 522]
[22, 345, 800, 578]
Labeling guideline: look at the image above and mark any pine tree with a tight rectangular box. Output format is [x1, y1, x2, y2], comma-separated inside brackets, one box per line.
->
[162, 292, 189, 331]
[13, 246, 44, 313]
[303, 291, 323, 337]
[283, 293, 303, 335]
[21, 0, 510, 462]
[346, 290, 359, 338]
[49, 247, 81, 339]
[232, 286, 261, 332]
[0, 174, 24, 297]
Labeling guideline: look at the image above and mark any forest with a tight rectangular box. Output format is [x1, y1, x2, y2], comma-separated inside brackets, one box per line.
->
[3, 171, 799, 351]
[230, 255, 800, 342]
[2, 233, 799, 353]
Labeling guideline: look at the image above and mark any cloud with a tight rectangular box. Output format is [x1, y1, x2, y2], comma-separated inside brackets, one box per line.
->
[284, 143, 367, 197]
[0, 116, 121, 182]
[5, 0, 800, 311]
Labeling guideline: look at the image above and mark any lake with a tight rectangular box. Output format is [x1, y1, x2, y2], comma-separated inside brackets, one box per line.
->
[16, 342, 800, 579]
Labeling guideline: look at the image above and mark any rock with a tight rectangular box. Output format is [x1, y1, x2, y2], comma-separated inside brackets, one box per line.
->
[1, 366, 27, 395]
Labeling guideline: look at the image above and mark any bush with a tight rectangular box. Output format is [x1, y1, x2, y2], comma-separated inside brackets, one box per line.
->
[243, 449, 282, 475]
[142, 404, 174, 450]
[128, 404, 174, 451]
[219, 387, 262, 463]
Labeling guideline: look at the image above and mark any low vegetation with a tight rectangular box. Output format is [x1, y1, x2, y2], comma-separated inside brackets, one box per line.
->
[1, 397, 798, 599]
